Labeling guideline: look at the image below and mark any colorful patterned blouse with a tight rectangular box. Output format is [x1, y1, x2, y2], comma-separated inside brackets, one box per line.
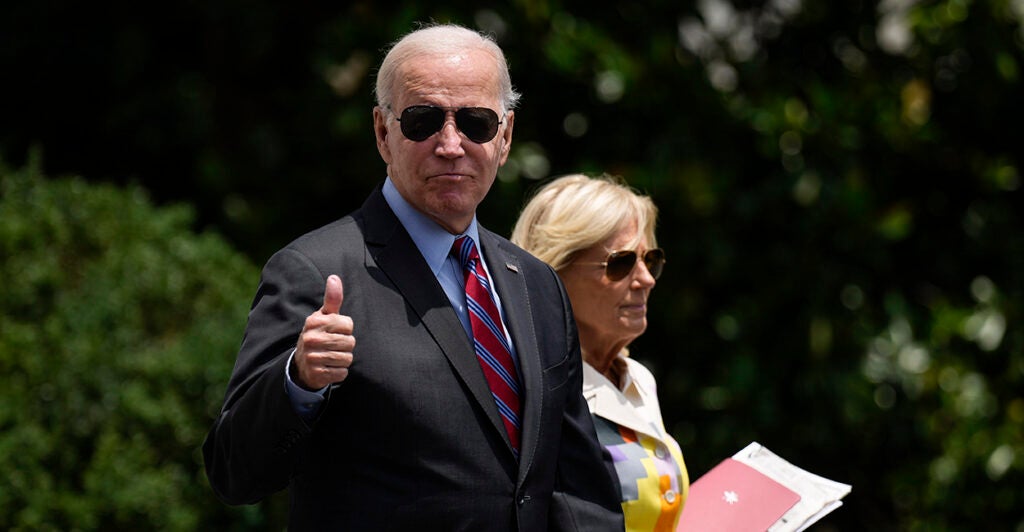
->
[583, 355, 689, 532]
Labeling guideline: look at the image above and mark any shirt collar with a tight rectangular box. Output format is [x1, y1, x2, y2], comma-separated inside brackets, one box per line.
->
[583, 353, 639, 395]
[382, 177, 481, 276]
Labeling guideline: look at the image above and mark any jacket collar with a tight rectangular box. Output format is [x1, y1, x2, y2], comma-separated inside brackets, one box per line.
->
[582, 359, 665, 442]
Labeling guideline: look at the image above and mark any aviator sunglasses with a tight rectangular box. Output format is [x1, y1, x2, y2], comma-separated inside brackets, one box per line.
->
[394, 105, 503, 143]
[578, 248, 666, 281]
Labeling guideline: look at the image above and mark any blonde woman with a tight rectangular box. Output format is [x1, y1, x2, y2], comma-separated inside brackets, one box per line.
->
[512, 174, 688, 531]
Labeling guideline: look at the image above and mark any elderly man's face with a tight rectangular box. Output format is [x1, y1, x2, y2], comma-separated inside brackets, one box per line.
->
[373, 49, 514, 235]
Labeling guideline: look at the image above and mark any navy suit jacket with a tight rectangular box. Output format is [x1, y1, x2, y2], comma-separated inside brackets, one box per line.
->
[203, 185, 623, 531]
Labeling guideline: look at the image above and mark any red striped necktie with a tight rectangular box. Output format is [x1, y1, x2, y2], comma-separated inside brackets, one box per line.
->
[453, 235, 521, 456]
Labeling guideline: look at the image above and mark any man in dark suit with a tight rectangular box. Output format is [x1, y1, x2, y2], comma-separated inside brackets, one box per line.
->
[203, 23, 624, 530]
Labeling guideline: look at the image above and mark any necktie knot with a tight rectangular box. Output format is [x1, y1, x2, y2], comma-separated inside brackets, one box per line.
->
[453, 235, 479, 270]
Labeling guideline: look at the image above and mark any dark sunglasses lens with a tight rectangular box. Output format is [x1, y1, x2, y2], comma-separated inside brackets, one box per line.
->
[605, 251, 638, 280]
[644, 249, 665, 279]
[400, 106, 445, 141]
[456, 107, 500, 143]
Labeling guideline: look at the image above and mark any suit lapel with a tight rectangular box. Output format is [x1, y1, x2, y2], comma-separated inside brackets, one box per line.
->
[360, 190, 511, 456]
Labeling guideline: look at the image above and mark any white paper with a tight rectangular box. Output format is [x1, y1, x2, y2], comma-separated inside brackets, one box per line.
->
[731, 442, 852, 532]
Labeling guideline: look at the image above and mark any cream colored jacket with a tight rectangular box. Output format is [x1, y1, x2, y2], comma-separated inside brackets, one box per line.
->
[583, 355, 690, 532]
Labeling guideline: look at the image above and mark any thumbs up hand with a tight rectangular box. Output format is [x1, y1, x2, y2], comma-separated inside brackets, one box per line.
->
[320, 273, 344, 315]
[294, 274, 355, 390]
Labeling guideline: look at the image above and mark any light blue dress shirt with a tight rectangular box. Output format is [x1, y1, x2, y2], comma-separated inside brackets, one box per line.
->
[285, 177, 517, 420]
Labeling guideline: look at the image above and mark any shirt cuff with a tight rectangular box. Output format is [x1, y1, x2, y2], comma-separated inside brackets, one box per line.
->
[284, 349, 328, 420]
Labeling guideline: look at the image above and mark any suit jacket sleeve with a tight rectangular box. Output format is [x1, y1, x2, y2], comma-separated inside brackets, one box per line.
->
[547, 279, 625, 531]
[202, 246, 325, 505]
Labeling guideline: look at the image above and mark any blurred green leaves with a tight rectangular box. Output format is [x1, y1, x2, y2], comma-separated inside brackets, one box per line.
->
[0, 161, 273, 530]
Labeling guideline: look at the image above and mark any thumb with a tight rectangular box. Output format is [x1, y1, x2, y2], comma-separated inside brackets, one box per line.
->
[321, 274, 344, 315]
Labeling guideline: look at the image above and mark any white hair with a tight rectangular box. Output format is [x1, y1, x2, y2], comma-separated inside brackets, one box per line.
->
[374, 23, 521, 113]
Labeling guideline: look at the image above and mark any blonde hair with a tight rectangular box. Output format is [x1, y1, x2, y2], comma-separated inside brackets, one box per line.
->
[374, 23, 521, 113]
[511, 174, 659, 272]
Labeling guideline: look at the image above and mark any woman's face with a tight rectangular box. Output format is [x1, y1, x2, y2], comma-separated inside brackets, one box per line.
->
[560, 220, 658, 356]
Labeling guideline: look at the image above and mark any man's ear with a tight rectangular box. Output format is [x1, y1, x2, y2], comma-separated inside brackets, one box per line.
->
[373, 106, 392, 164]
[498, 110, 514, 163]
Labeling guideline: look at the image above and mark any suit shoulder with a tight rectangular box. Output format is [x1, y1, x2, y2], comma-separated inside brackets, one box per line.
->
[269, 215, 366, 266]
[286, 216, 359, 251]
[254, 216, 364, 279]
[479, 227, 556, 274]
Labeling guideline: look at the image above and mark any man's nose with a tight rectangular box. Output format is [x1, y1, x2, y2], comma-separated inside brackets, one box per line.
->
[434, 116, 464, 156]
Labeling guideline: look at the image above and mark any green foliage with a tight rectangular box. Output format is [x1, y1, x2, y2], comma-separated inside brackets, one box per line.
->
[0, 162, 281, 530]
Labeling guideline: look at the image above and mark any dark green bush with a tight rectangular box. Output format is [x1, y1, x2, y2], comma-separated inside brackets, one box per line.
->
[0, 161, 283, 530]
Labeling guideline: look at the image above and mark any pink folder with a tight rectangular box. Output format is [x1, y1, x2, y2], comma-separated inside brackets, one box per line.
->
[676, 458, 801, 532]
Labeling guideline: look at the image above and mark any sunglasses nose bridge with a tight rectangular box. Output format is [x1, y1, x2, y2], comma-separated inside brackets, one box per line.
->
[620, 250, 660, 283]
[640, 250, 664, 281]
[599, 249, 664, 281]
[622, 253, 655, 282]
[439, 114, 460, 135]
[434, 124, 467, 158]
[423, 108, 460, 145]
[635, 257, 657, 282]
